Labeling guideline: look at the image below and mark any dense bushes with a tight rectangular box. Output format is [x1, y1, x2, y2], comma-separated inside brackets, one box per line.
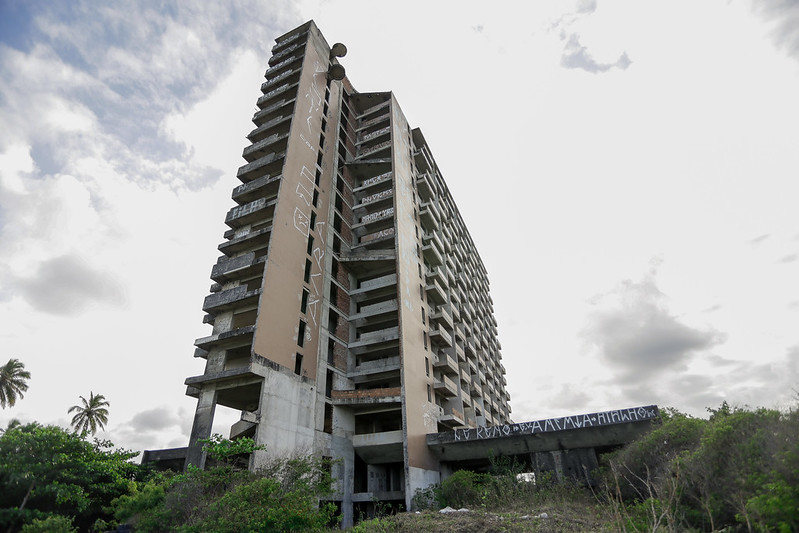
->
[110, 436, 338, 532]
[0, 423, 141, 532]
[601, 403, 799, 532]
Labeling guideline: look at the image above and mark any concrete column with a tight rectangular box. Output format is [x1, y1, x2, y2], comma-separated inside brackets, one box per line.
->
[185, 386, 217, 469]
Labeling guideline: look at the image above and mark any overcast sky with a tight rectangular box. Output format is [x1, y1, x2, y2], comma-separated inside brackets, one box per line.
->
[1, 0, 797, 455]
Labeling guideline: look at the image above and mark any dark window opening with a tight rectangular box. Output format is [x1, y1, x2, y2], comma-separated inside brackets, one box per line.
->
[329, 283, 338, 304]
[324, 404, 333, 434]
[307, 235, 314, 255]
[294, 353, 303, 375]
[297, 320, 307, 347]
[312, 189, 320, 207]
[325, 370, 334, 397]
[301, 289, 309, 314]
[304, 259, 312, 283]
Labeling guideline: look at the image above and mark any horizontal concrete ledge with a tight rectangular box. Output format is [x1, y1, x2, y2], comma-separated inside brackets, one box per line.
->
[141, 447, 188, 463]
[353, 430, 403, 448]
[194, 326, 255, 350]
[331, 387, 401, 406]
[184, 363, 267, 387]
[339, 250, 396, 263]
[427, 405, 660, 461]
[352, 491, 405, 503]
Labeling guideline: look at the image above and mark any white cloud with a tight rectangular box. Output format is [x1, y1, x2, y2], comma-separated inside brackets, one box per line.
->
[0, 143, 33, 194]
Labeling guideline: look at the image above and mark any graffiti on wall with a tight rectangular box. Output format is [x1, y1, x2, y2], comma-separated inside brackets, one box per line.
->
[451, 406, 659, 442]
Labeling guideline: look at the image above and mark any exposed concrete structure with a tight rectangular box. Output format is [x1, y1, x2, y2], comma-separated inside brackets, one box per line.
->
[427, 405, 660, 485]
[183, 21, 512, 526]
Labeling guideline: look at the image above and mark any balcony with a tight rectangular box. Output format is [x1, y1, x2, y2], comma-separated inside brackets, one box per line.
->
[422, 242, 443, 266]
[202, 286, 261, 313]
[225, 197, 276, 228]
[438, 406, 466, 429]
[348, 356, 401, 380]
[248, 112, 292, 142]
[413, 146, 434, 173]
[354, 207, 394, 234]
[349, 299, 398, 324]
[433, 375, 457, 397]
[359, 98, 391, 121]
[270, 31, 306, 56]
[263, 55, 302, 81]
[348, 326, 400, 350]
[242, 133, 289, 163]
[194, 325, 256, 351]
[430, 306, 454, 330]
[358, 125, 390, 145]
[425, 279, 447, 304]
[356, 227, 395, 249]
[354, 171, 392, 193]
[256, 81, 299, 109]
[252, 97, 294, 128]
[419, 201, 441, 231]
[352, 429, 403, 464]
[350, 273, 397, 296]
[210, 253, 265, 283]
[260, 65, 300, 93]
[354, 188, 393, 211]
[236, 151, 286, 182]
[415, 171, 435, 201]
[357, 112, 390, 132]
[428, 325, 452, 348]
[355, 139, 391, 160]
[432, 353, 458, 375]
[231, 174, 281, 205]
[331, 387, 401, 406]
[218, 226, 271, 255]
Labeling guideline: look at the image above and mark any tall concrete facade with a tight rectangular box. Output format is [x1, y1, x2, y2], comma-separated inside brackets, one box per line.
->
[184, 20, 511, 523]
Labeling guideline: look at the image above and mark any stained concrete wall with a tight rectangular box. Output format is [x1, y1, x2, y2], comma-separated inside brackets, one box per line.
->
[390, 95, 441, 509]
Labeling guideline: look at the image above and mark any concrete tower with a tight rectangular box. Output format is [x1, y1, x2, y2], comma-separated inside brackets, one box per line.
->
[184, 20, 511, 523]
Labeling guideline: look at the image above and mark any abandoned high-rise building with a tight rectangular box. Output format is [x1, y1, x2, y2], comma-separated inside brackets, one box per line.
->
[183, 20, 511, 523]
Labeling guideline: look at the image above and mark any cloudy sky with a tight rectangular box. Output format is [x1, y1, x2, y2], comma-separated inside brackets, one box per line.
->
[1, 0, 797, 455]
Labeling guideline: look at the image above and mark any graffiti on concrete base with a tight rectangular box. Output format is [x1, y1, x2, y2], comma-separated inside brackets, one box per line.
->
[452, 406, 659, 442]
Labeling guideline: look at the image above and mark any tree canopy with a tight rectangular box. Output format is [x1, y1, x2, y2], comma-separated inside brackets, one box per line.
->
[68, 391, 110, 436]
[0, 358, 31, 409]
[0, 423, 141, 532]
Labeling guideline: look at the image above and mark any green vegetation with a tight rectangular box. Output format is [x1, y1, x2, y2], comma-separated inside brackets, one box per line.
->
[109, 435, 338, 532]
[68, 392, 111, 436]
[0, 358, 31, 409]
[3, 390, 797, 532]
[602, 403, 799, 532]
[0, 423, 141, 532]
[355, 403, 799, 533]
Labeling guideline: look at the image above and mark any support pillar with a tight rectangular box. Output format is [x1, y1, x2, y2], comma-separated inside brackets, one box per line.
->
[185, 387, 217, 469]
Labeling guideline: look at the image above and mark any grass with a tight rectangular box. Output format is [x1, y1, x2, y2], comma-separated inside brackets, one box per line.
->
[348, 485, 615, 532]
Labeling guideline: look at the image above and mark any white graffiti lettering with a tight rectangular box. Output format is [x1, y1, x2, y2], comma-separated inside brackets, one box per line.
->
[443, 406, 659, 442]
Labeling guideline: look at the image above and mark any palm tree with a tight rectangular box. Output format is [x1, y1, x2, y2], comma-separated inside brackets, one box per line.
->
[68, 392, 110, 436]
[0, 358, 31, 409]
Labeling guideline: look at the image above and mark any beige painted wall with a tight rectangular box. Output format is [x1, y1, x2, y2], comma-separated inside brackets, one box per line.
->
[391, 96, 440, 473]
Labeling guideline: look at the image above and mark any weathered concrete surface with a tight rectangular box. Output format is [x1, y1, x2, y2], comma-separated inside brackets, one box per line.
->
[426, 405, 659, 462]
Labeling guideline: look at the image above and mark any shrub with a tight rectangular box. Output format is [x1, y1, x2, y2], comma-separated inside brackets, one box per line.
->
[436, 470, 491, 508]
[20, 515, 77, 533]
